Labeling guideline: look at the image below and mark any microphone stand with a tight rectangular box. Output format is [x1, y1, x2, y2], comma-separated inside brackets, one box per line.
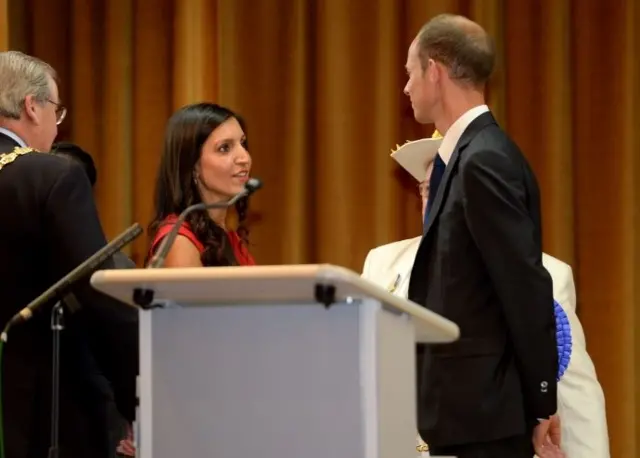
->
[48, 301, 63, 458]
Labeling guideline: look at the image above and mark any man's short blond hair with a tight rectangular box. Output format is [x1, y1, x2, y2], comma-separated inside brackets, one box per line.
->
[0, 51, 56, 120]
[417, 14, 495, 86]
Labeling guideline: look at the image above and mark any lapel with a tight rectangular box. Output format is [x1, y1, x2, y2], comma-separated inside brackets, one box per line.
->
[0, 132, 20, 154]
[421, 112, 497, 238]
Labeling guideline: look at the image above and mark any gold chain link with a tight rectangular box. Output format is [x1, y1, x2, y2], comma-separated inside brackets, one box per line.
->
[0, 147, 37, 171]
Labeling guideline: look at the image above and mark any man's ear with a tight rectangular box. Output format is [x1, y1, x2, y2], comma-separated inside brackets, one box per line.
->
[429, 59, 447, 84]
[426, 59, 436, 80]
[23, 95, 41, 125]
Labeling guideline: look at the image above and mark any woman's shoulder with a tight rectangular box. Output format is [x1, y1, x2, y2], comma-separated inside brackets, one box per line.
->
[150, 214, 205, 254]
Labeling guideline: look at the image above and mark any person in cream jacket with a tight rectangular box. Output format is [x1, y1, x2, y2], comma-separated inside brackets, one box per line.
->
[362, 133, 609, 458]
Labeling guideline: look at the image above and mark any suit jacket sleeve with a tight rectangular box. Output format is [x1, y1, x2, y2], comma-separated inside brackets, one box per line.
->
[44, 160, 138, 422]
[361, 250, 375, 280]
[461, 149, 557, 420]
[553, 263, 577, 315]
[551, 260, 592, 354]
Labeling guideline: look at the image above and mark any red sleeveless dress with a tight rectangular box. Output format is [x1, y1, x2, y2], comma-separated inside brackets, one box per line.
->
[149, 214, 256, 266]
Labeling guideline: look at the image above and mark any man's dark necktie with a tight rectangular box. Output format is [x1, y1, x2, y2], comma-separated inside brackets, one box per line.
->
[424, 153, 446, 228]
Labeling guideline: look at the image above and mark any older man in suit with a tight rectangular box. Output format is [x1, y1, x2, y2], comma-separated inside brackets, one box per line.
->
[0, 51, 138, 458]
[362, 133, 609, 457]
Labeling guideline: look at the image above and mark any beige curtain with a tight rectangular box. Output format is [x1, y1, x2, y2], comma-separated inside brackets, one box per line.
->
[5, 0, 640, 454]
[0, 0, 6, 51]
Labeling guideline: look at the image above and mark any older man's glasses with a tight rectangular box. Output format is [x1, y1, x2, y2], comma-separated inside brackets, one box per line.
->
[47, 99, 67, 125]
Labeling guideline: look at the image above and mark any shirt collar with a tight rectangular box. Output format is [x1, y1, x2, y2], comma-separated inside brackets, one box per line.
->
[439, 104, 489, 165]
[0, 127, 27, 148]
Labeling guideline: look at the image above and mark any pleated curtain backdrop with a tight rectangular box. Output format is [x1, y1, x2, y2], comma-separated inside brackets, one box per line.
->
[2, 0, 639, 455]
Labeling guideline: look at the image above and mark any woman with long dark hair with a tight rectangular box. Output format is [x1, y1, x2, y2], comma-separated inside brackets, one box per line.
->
[118, 103, 256, 455]
[147, 102, 255, 267]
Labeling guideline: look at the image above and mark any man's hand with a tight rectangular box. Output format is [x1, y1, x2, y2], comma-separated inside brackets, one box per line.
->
[532, 414, 564, 457]
[116, 423, 136, 457]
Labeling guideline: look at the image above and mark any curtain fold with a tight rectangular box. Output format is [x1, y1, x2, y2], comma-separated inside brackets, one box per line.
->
[173, 0, 218, 109]
[131, 0, 175, 263]
[0, 0, 7, 51]
[570, 3, 638, 455]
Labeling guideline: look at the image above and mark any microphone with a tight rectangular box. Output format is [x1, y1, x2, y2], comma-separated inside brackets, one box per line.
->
[0, 222, 143, 342]
[147, 177, 262, 269]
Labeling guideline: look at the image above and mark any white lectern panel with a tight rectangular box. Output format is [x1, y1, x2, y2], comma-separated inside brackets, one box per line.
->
[136, 300, 415, 458]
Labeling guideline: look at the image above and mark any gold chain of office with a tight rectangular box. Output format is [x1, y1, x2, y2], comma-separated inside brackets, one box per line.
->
[0, 147, 37, 171]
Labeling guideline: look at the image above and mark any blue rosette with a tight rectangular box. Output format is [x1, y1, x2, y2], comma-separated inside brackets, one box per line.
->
[554, 300, 572, 380]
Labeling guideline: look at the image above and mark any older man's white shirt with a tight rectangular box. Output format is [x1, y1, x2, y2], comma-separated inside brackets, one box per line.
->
[361, 236, 610, 458]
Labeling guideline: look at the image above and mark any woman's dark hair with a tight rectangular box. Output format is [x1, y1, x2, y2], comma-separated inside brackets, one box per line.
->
[148, 103, 250, 266]
[52, 142, 97, 187]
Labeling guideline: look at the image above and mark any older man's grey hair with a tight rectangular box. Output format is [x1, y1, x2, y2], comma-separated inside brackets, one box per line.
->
[0, 51, 57, 120]
[417, 14, 495, 87]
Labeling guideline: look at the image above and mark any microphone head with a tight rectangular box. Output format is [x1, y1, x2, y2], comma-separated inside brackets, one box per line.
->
[245, 177, 263, 194]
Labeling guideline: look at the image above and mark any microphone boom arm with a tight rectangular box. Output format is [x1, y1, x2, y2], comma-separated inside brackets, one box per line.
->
[135, 177, 263, 308]
[147, 178, 262, 269]
[1, 222, 143, 342]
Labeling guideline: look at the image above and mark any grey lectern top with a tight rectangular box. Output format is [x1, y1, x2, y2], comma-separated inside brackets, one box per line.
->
[91, 264, 459, 458]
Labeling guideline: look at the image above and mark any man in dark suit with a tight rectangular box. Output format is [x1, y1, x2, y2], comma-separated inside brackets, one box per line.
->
[404, 15, 562, 458]
[0, 51, 138, 458]
[52, 141, 136, 456]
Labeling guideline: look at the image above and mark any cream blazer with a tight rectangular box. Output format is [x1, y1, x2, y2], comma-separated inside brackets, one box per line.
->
[362, 237, 610, 458]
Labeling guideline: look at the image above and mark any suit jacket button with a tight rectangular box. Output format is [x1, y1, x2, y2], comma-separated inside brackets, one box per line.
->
[541, 381, 548, 392]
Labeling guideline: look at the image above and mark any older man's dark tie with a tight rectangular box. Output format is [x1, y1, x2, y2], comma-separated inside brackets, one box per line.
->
[424, 153, 446, 228]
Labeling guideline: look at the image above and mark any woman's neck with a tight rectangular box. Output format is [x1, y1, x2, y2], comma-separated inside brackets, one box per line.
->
[207, 207, 227, 230]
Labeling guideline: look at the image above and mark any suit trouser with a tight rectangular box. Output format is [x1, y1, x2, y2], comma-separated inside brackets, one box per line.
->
[428, 432, 534, 458]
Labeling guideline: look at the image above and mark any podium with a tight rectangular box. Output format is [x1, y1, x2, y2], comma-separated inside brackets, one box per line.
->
[91, 264, 459, 458]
